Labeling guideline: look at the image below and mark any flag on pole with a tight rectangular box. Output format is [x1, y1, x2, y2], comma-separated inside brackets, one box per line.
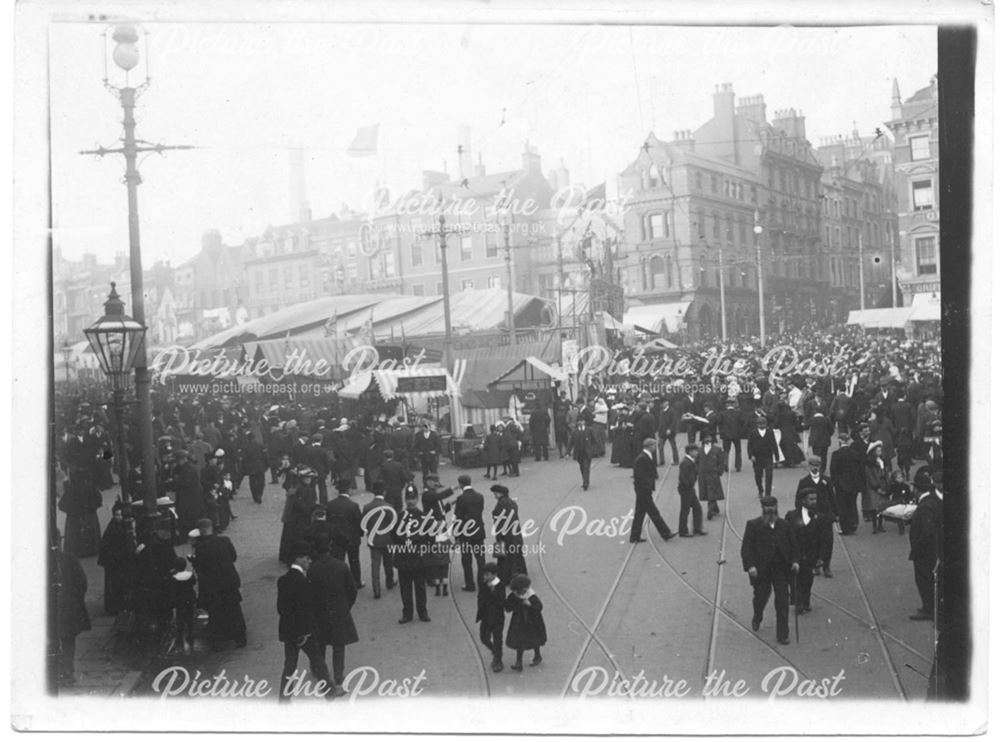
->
[347, 124, 379, 157]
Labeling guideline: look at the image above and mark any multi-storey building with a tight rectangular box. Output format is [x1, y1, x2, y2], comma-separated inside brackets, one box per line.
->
[365, 143, 555, 300]
[885, 76, 939, 305]
[816, 131, 898, 317]
[618, 84, 827, 340]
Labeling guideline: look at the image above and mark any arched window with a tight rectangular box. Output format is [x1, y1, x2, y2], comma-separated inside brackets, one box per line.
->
[666, 258, 674, 287]
[650, 255, 665, 288]
[649, 164, 661, 188]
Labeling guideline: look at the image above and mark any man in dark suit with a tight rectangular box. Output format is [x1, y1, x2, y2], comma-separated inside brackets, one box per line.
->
[629, 438, 675, 543]
[740, 497, 800, 644]
[170, 450, 205, 537]
[307, 535, 358, 694]
[305, 434, 333, 506]
[414, 423, 440, 478]
[240, 430, 268, 504]
[657, 398, 680, 466]
[677, 391, 703, 445]
[529, 406, 551, 461]
[806, 412, 835, 475]
[795, 456, 837, 577]
[380, 449, 412, 512]
[361, 481, 396, 598]
[746, 416, 781, 498]
[569, 419, 599, 490]
[677, 444, 705, 537]
[326, 478, 364, 589]
[634, 404, 658, 452]
[277, 541, 334, 701]
[719, 399, 743, 472]
[453, 474, 486, 591]
[189, 518, 248, 649]
[785, 489, 821, 614]
[829, 432, 865, 535]
[392, 488, 433, 623]
[908, 472, 942, 621]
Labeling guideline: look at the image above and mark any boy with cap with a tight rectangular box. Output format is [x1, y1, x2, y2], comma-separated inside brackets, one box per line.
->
[475, 562, 506, 672]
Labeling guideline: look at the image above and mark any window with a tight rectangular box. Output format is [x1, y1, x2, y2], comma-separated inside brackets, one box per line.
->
[648, 212, 666, 239]
[695, 209, 706, 238]
[710, 174, 718, 193]
[725, 214, 734, 243]
[461, 279, 475, 291]
[254, 270, 263, 294]
[910, 135, 931, 161]
[916, 237, 937, 275]
[436, 282, 443, 295]
[712, 212, 720, 239]
[835, 228, 841, 249]
[486, 235, 498, 258]
[750, 186, 758, 203]
[412, 284, 425, 296]
[695, 172, 703, 190]
[299, 265, 310, 288]
[666, 259, 673, 287]
[460, 236, 473, 262]
[487, 275, 500, 289]
[435, 242, 442, 263]
[384, 253, 396, 277]
[912, 180, 934, 211]
[825, 226, 831, 248]
[649, 256, 665, 288]
[737, 216, 746, 246]
[283, 267, 292, 289]
[411, 243, 423, 267]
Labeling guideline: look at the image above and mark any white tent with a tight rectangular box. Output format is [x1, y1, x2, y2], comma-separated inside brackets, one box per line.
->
[623, 302, 691, 334]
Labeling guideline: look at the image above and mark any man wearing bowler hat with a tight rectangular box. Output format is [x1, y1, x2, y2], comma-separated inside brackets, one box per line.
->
[741, 496, 799, 644]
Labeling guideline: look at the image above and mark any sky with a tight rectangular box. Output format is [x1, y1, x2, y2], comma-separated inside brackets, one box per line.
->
[48, 23, 937, 267]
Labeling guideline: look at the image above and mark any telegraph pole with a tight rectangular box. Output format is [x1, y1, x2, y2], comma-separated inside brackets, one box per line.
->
[420, 212, 467, 372]
[500, 214, 516, 347]
[858, 234, 866, 310]
[753, 210, 766, 348]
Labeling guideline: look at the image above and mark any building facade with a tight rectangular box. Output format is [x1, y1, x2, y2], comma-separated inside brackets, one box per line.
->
[885, 76, 939, 305]
[618, 84, 828, 340]
[816, 130, 898, 317]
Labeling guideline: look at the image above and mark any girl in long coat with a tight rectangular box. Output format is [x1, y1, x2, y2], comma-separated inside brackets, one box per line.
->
[697, 436, 727, 519]
[504, 574, 546, 671]
[863, 442, 890, 533]
[483, 425, 503, 480]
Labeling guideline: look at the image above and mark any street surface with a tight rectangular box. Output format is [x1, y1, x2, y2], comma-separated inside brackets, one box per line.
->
[76, 443, 934, 703]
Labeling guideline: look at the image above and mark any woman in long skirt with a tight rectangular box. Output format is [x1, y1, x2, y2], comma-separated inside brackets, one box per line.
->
[776, 403, 805, 467]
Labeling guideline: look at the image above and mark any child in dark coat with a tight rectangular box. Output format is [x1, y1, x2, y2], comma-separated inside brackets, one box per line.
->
[475, 562, 507, 673]
[504, 574, 546, 671]
[168, 556, 198, 654]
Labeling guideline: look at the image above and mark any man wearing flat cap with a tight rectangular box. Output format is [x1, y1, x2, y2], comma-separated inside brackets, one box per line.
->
[491, 484, 527, 586]
[795, 455, 837, 577]
[741, 496, 799, 644]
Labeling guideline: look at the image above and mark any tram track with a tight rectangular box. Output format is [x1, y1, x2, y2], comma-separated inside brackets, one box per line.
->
[719, 477, 912, 700]
[446, 555, 493, 697]
[643, 463, 811, 687]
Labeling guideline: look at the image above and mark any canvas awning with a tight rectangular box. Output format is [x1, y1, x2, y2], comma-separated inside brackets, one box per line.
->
[371, 367, 460, 403]
[624, 302, 691, 334]
[338, 371, 375, 400]
[598, 311, 624, 332]
[907, 293, 941, 322]
[846, 307, 914, 329]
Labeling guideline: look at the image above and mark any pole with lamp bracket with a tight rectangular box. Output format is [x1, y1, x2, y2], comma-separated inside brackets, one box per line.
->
[80, 25, 195, 516]
[496, 189, 517, 347]
[84, 282, 146, 508]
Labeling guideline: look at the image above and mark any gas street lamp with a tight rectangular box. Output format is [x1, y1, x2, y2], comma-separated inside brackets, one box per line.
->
[84, 283, 146, 504]
[81, 25, 192, 515]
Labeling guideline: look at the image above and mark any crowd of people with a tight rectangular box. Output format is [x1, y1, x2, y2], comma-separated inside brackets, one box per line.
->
[51, 325, 943, 690]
